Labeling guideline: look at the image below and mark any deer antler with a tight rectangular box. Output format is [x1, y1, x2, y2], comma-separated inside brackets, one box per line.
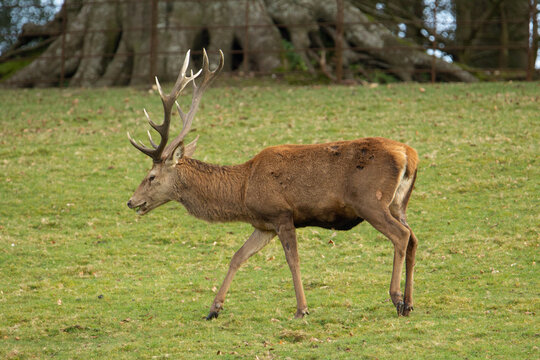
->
[127, 50, 209, 162]
[161, 49, 224, 161]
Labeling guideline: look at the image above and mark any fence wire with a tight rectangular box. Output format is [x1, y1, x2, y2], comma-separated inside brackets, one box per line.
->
[1, 0, 538, 87]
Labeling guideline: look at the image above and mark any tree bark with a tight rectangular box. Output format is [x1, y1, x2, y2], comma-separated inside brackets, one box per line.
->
[454, 0, 529, 69]
[4, 0, 477, 87]
[268, 0, 476, 82]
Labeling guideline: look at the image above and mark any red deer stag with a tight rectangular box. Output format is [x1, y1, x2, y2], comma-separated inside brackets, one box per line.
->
[127, 49, 419, 319]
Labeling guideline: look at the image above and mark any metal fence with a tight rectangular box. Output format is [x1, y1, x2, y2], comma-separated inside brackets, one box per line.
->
[1, 0, 538, 87]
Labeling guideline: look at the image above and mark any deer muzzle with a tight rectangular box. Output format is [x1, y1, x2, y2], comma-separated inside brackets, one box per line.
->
[127, 199, 147, 215]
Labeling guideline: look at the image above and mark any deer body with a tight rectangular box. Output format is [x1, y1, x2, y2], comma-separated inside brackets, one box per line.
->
[173, 138, 415, 230]
[127, 50, 419, 320]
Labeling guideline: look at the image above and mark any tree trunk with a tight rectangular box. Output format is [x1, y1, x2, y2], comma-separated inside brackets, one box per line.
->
[4, 0, 477, 87]
[454, 0, 529, 70]
[268, 0, 475, 82]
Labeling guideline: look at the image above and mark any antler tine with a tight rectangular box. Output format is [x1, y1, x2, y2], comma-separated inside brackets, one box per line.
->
[147, 130, 158, 149]
[169, 51, 202, 101]
[155, 76, 165, 100]
[175, 100, 187, 124]
[143, 108, 159, 131]
[197, 48, 225, 91]
[128, 50, 201, 162]
[127, 131, 156, 158]
[180, 50, 190, 75]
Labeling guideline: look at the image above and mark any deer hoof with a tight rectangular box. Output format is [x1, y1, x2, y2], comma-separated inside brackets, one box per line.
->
[396, 301, 413, 316]
[401, 304, 414, 317]
[295, 309, 309, 318]
[206, 311, 219, 320]
[396, 301, 405, 316]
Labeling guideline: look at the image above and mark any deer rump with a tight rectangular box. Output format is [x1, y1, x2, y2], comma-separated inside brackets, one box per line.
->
[243, 137, 413, 231]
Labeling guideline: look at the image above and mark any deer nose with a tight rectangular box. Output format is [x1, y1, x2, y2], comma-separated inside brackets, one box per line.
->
[127, 200, 133, 209]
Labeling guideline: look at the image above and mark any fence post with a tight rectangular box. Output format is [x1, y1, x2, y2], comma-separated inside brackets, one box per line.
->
[335, 0, 344, 83]
[60, 0, 67, 87]
[431, 0, 438, 83]
[243, 0, 250, 74]
[150, 0, 159, 84]
[527, 0, 537, 81]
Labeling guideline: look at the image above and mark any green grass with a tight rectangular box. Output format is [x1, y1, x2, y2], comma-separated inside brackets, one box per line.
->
[0, 58, 34, 81]
[0, 81, 538, 359]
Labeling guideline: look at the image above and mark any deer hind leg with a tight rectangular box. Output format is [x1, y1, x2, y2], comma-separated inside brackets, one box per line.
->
[206, 228, 275, 320]
[388, 207, 417, 316]
[276, 219, 309, 318]
[389, 177, 418, 316]
[402, 226, 418, 316]
[360, 205, 411, 316]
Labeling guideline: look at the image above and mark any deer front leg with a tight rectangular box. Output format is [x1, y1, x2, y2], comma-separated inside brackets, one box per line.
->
[276, 220, 309, 319]
[206, 229, 275, 320]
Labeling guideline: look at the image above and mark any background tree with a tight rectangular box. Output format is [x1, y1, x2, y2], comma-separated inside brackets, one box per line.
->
[453, 0, 531, 70]
[3, 0, 535, 87]
[355, 0, 536, 73]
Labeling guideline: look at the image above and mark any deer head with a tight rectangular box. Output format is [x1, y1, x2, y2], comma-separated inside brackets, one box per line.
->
[127, 49, 224, 215]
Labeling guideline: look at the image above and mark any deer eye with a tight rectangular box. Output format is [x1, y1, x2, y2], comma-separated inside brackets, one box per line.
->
[148, 175, 156, 183]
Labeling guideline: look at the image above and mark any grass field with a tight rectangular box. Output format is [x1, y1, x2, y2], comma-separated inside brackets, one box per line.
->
[0, 80, 538, 359]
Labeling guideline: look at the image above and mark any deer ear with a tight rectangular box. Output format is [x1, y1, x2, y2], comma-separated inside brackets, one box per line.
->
[166, 136, 199, 165]
[163, 142, 184, 166]
[183, 135, 199, 158]
[171, 144, 184, 164]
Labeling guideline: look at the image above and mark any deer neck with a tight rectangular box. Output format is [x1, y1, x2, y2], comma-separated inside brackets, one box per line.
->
[175, 158, 250, 222]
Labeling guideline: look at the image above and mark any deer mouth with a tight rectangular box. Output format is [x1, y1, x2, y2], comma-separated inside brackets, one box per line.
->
[135, 203, 148, 215]
[128, 199, 169, 215]
[128, 201, 148, 215]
